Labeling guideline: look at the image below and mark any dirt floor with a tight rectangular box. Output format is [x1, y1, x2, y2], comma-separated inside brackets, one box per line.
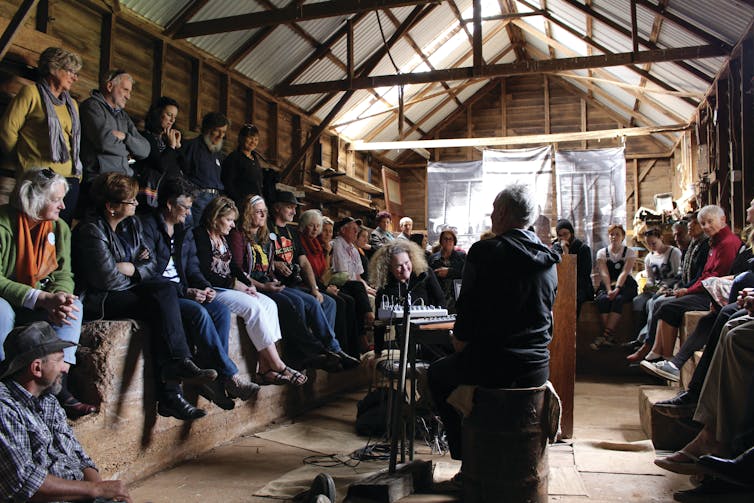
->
[128, 378, 750, 502]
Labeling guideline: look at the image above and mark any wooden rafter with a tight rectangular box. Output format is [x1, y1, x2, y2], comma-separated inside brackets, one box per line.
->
[279, 4, 435, 181]
[447, 0, 477, 58]
[630, 0, 668, 127]
[0, 0, 39, 62]
[364, 21, 513, 142]
[352, 125, 687, 150]
[163, 0, 210, 37]
[512, 18, 686, 124]
[558, 0, 716, 85]
[500, 0, 527, 61]
[635, 0, 732, 49]
[175, 0, 440, 38]
[277, 44, 727, 96]
[516, 0, 708, 105]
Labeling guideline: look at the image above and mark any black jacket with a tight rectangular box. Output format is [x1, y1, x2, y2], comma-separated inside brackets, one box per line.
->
[140, 212, 211, 296]
[552, 238, 594, 303]
[454, 228, 560, 381]
[72, 214, 157, 317]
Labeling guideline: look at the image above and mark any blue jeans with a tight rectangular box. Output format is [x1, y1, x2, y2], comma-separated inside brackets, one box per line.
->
[178, 297, 237, 378]
[280, 287, 341, 352]
[0, 297, 83, 364]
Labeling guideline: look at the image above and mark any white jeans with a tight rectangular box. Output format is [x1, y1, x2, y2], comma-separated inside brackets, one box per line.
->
[215, 288, 281, 351]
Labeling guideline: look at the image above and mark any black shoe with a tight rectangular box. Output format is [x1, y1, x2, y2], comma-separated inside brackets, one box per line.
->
[654, 390, 698, 418]
[157, 393, 206, 421]
[304, 352, 343, 373]
[335, 351, 361, 370]
[698, 447, 754, 487]
[161, 358, 218, 384]
[197, 381, 236, 410]
[309, 473, 336, 502]
[673, 477, 754, 502]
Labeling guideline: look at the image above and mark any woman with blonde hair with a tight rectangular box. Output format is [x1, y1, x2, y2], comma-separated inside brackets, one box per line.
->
[197, 196, 306, 386]
[369, 240, 444, 354]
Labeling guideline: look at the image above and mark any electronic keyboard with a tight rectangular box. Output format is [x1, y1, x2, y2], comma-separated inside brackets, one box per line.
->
[410, 314, 456, 326]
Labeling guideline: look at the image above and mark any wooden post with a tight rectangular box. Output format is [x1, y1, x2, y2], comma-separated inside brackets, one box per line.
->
[99, 11, 115, 83]
[269, 101, 279, 163]
[551, 254, 577, 438]
[0, 0, 39, 62]
[245, 87, 256, 124]
[500, 78, 507, 136]
[189, 58, 202, 132]
[152, 39, 165, 103]
[633, 159, 639, 214]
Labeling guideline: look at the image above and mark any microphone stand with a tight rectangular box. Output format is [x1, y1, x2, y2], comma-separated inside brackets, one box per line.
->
[389, 289, 416, 473]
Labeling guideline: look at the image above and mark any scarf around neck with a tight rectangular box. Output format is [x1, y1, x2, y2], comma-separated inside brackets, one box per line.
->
[16, 212, 58, 287]
[36, 80, 82, 177]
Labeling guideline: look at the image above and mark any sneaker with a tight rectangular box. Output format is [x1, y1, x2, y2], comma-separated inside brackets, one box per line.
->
[640, 359, 680, 382]
[224, 374, 260, 401]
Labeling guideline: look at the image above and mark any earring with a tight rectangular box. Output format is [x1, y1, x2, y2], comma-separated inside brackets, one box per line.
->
[110, 211, 116, 216]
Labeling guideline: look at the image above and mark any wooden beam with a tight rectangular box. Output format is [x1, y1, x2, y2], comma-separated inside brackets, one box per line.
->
[553, 0, 716, 85]
[462, 10, 545, 22]
[280, 4, 435, 181]
[472, 0, 482, 70]
[626, 159, 657, 202]
[35, 0, 48, 32]
[351, 124, 688, 150]
[225, 26, 276, 69]
[347, 18, 354, 83]
[152, 39, 166, 102]
[630, 0, 638, 54]
[175, 0, 440, 38]
[500, 78, 507, 136]
[190, 58, 201, 131]
[270, 101, 279, 163]
[246, 87, 256, 123]
[220, 73, 230, 117]
[278, 44, 727, 96]
[164, 0, 210, 37]
[634, 0, 732, 50]
[278, 12, 369, 88]
[99, 11, 115, 83]
[0, 0, 38, 62]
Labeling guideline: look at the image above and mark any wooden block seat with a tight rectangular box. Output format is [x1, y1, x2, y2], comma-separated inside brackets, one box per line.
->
[67, 318, 370, 483]
[639, 386, 700, 451]
[677, 311, 708, 390]
[576, 301, 638, 376]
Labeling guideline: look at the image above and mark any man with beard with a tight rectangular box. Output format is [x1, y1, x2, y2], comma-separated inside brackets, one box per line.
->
[181, 112, 228, 225]
[0, 322, 131, 502]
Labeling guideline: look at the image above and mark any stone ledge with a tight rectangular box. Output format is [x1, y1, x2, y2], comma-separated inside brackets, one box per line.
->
[68, 319, 370, 483]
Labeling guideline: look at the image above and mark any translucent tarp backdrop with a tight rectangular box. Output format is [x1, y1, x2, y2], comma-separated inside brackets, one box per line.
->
[426, 146, 626, 263]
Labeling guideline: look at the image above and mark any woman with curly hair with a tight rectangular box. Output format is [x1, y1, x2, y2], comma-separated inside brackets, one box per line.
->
[369, 240, 444, 355]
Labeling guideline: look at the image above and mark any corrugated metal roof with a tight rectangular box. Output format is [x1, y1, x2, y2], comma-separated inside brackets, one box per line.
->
[118, 0, 754, 148]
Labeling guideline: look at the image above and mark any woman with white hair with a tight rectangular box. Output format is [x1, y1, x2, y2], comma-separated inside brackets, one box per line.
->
[0, 47, 84, 223]
[0, 168, 96, 417]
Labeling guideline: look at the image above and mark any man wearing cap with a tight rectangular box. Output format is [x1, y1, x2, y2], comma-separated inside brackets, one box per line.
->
[0, 322, 131, 502]
[269, 191, 360, 369]
[181, 112, 229, 225]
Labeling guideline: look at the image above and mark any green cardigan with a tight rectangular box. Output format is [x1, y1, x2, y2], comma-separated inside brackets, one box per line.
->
[0, 205, 74, 308]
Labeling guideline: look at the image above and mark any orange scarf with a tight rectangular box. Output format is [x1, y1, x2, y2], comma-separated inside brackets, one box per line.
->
[16, 212, 58, 287]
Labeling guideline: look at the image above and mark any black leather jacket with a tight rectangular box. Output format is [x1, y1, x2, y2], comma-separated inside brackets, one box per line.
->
[72, 214, 157, 318]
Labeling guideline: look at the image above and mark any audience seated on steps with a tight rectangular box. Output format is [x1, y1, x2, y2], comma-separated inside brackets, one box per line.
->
[626, 212, 709, 362]
[551, 219, 594, 317]
[0, 168, 96, 418]
[635, 205, 740, 366]
[194, 195, 306, 387]
[72, 172, 216, 421]
[140, 177, 259, 411]
[591, 224, 638, 350]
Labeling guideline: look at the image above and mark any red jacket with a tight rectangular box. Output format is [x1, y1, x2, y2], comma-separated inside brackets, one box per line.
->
[686, 225, 741, 295]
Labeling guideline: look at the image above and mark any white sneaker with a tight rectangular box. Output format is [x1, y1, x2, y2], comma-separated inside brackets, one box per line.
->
[640, 359, 679, 382]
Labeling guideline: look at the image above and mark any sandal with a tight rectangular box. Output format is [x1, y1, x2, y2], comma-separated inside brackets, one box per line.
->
[654, 449, 703, 475]
[258, 367, 308, 387]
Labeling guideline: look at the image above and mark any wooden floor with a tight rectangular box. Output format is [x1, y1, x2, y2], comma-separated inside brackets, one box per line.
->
[128, 377, 749, 502]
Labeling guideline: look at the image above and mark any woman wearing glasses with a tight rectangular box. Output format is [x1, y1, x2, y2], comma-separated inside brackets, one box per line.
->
[0, 47, 83, 224]
[221, 124, 278, 207]
[73, 173, 217, 421]
[0, 168, 95, 417]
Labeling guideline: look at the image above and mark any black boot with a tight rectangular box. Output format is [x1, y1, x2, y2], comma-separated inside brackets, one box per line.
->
[57, 371, 98, 419]
[161, 358, 218, 384]
[157, 392, 206, 421]
[698, 446, 754, 487]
